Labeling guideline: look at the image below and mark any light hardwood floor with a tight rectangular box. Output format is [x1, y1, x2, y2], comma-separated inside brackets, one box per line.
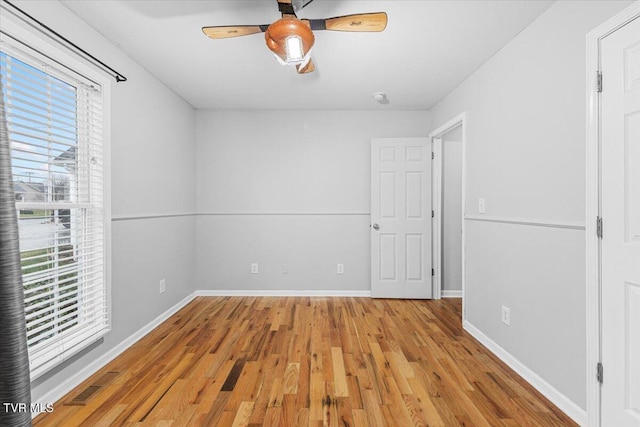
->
[34, 297, 577, 426]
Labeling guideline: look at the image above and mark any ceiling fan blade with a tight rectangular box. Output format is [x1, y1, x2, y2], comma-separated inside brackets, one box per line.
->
[202, 25, 268, 39]
[305, 12, 388, 32]
[296, 58, 315, 74]
[278, 0, 297, 18]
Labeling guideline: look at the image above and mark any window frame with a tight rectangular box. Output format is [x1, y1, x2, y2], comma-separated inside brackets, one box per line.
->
[1, 7, 111, 381]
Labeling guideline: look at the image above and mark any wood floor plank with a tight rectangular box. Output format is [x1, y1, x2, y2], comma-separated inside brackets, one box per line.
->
[224, 360, 260, 415]
[231, 401, 254, 427]
[169, 404, 198, 427]
[93, 404, 128, 427]
[362, 388, 386, 427]
[246, 354, 280, 425]
[127, 353, 195, 423]
[345, 373, 364, 410]
[322, 380, 339, 426]
[352, 408, 369, 427]
[282, 362, 300, 395]
[33, 297, 578, 427]
[331, 347, 349, 397]
[261, 406, 282, 427]
[280, 393, 298, 426]
[406, 376, 446, 426]
[308, 373, 324, 423]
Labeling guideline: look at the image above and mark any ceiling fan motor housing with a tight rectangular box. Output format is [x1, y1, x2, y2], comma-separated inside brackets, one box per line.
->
[265, 18, 315, 64]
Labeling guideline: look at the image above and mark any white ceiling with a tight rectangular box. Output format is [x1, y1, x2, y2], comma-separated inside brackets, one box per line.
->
[61, 0, 554, 110]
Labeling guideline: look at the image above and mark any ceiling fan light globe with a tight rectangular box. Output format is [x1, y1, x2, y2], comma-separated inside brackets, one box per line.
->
[265, 18, 315, 66]
[285, 36, 304, 62]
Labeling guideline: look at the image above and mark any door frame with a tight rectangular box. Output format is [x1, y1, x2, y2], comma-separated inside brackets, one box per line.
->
[428, 112, 466, 308]
[586, 3, 640, 426]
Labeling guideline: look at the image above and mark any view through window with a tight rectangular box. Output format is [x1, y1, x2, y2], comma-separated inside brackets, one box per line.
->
[1, 48, 108, 378]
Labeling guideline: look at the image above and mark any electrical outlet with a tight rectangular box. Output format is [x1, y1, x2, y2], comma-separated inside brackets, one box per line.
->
[478, 198, 486, 214]
[159, 279, 165, 294]
[282, 264, 289, 274]
[251, 263, 259, 274]
[501, 305, 511, 326]
[337, 264, 344, 275]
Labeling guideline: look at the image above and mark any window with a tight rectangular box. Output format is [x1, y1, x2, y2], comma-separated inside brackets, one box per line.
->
[1, 43, 109, 379]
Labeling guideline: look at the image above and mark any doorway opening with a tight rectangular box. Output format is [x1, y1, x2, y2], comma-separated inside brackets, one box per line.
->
[439, 125, 463, 298]
[429, 113, 466, 309]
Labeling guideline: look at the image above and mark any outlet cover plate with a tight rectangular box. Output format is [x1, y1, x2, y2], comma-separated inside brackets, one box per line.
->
[501, 305, 511, 326]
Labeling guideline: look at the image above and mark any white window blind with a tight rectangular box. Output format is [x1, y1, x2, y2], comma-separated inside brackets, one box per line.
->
[0, 46, 109, 379]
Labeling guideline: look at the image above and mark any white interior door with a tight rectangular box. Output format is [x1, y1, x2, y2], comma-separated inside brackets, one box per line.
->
[371, 138, 432, 299]
[601, 15, 640, 427]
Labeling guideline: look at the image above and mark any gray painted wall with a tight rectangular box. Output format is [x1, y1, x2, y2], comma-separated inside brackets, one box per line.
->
[428, 0, 633, 410]
[21, 0, 634, 417]
[195, 110, 430, 292]
[22, 0, 197, 403]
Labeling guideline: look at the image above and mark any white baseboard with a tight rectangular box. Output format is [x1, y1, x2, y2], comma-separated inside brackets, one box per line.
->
[35, 292, 197, 413]
[195, 289, 372, 297]
[463, 320, 587, 426]
[441, 290, 463, 298]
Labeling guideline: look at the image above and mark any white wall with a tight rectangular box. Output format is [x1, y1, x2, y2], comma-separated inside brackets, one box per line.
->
[442, 126, 462, 292]
[428, 0, 633, 413]
[196, 110, 430, 292]
[19, 1, 197, 403]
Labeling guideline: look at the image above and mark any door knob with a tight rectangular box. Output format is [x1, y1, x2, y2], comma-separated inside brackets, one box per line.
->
[372, 223, 380, 230]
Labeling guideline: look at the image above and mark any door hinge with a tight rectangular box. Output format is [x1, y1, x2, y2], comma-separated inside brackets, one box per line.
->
[432, 210, 434, 218]
[431, 152, 434, 160]
[596, 362, 603, 384]
[431, 268, 435, 276]
[596, 71, 603, 93]
[597, 216, 603, 239]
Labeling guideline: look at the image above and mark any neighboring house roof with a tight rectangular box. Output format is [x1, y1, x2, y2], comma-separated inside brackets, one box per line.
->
[14, 181, 47, 202]
[14, 181, 46, 193]
[14, 182, 25, 194]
